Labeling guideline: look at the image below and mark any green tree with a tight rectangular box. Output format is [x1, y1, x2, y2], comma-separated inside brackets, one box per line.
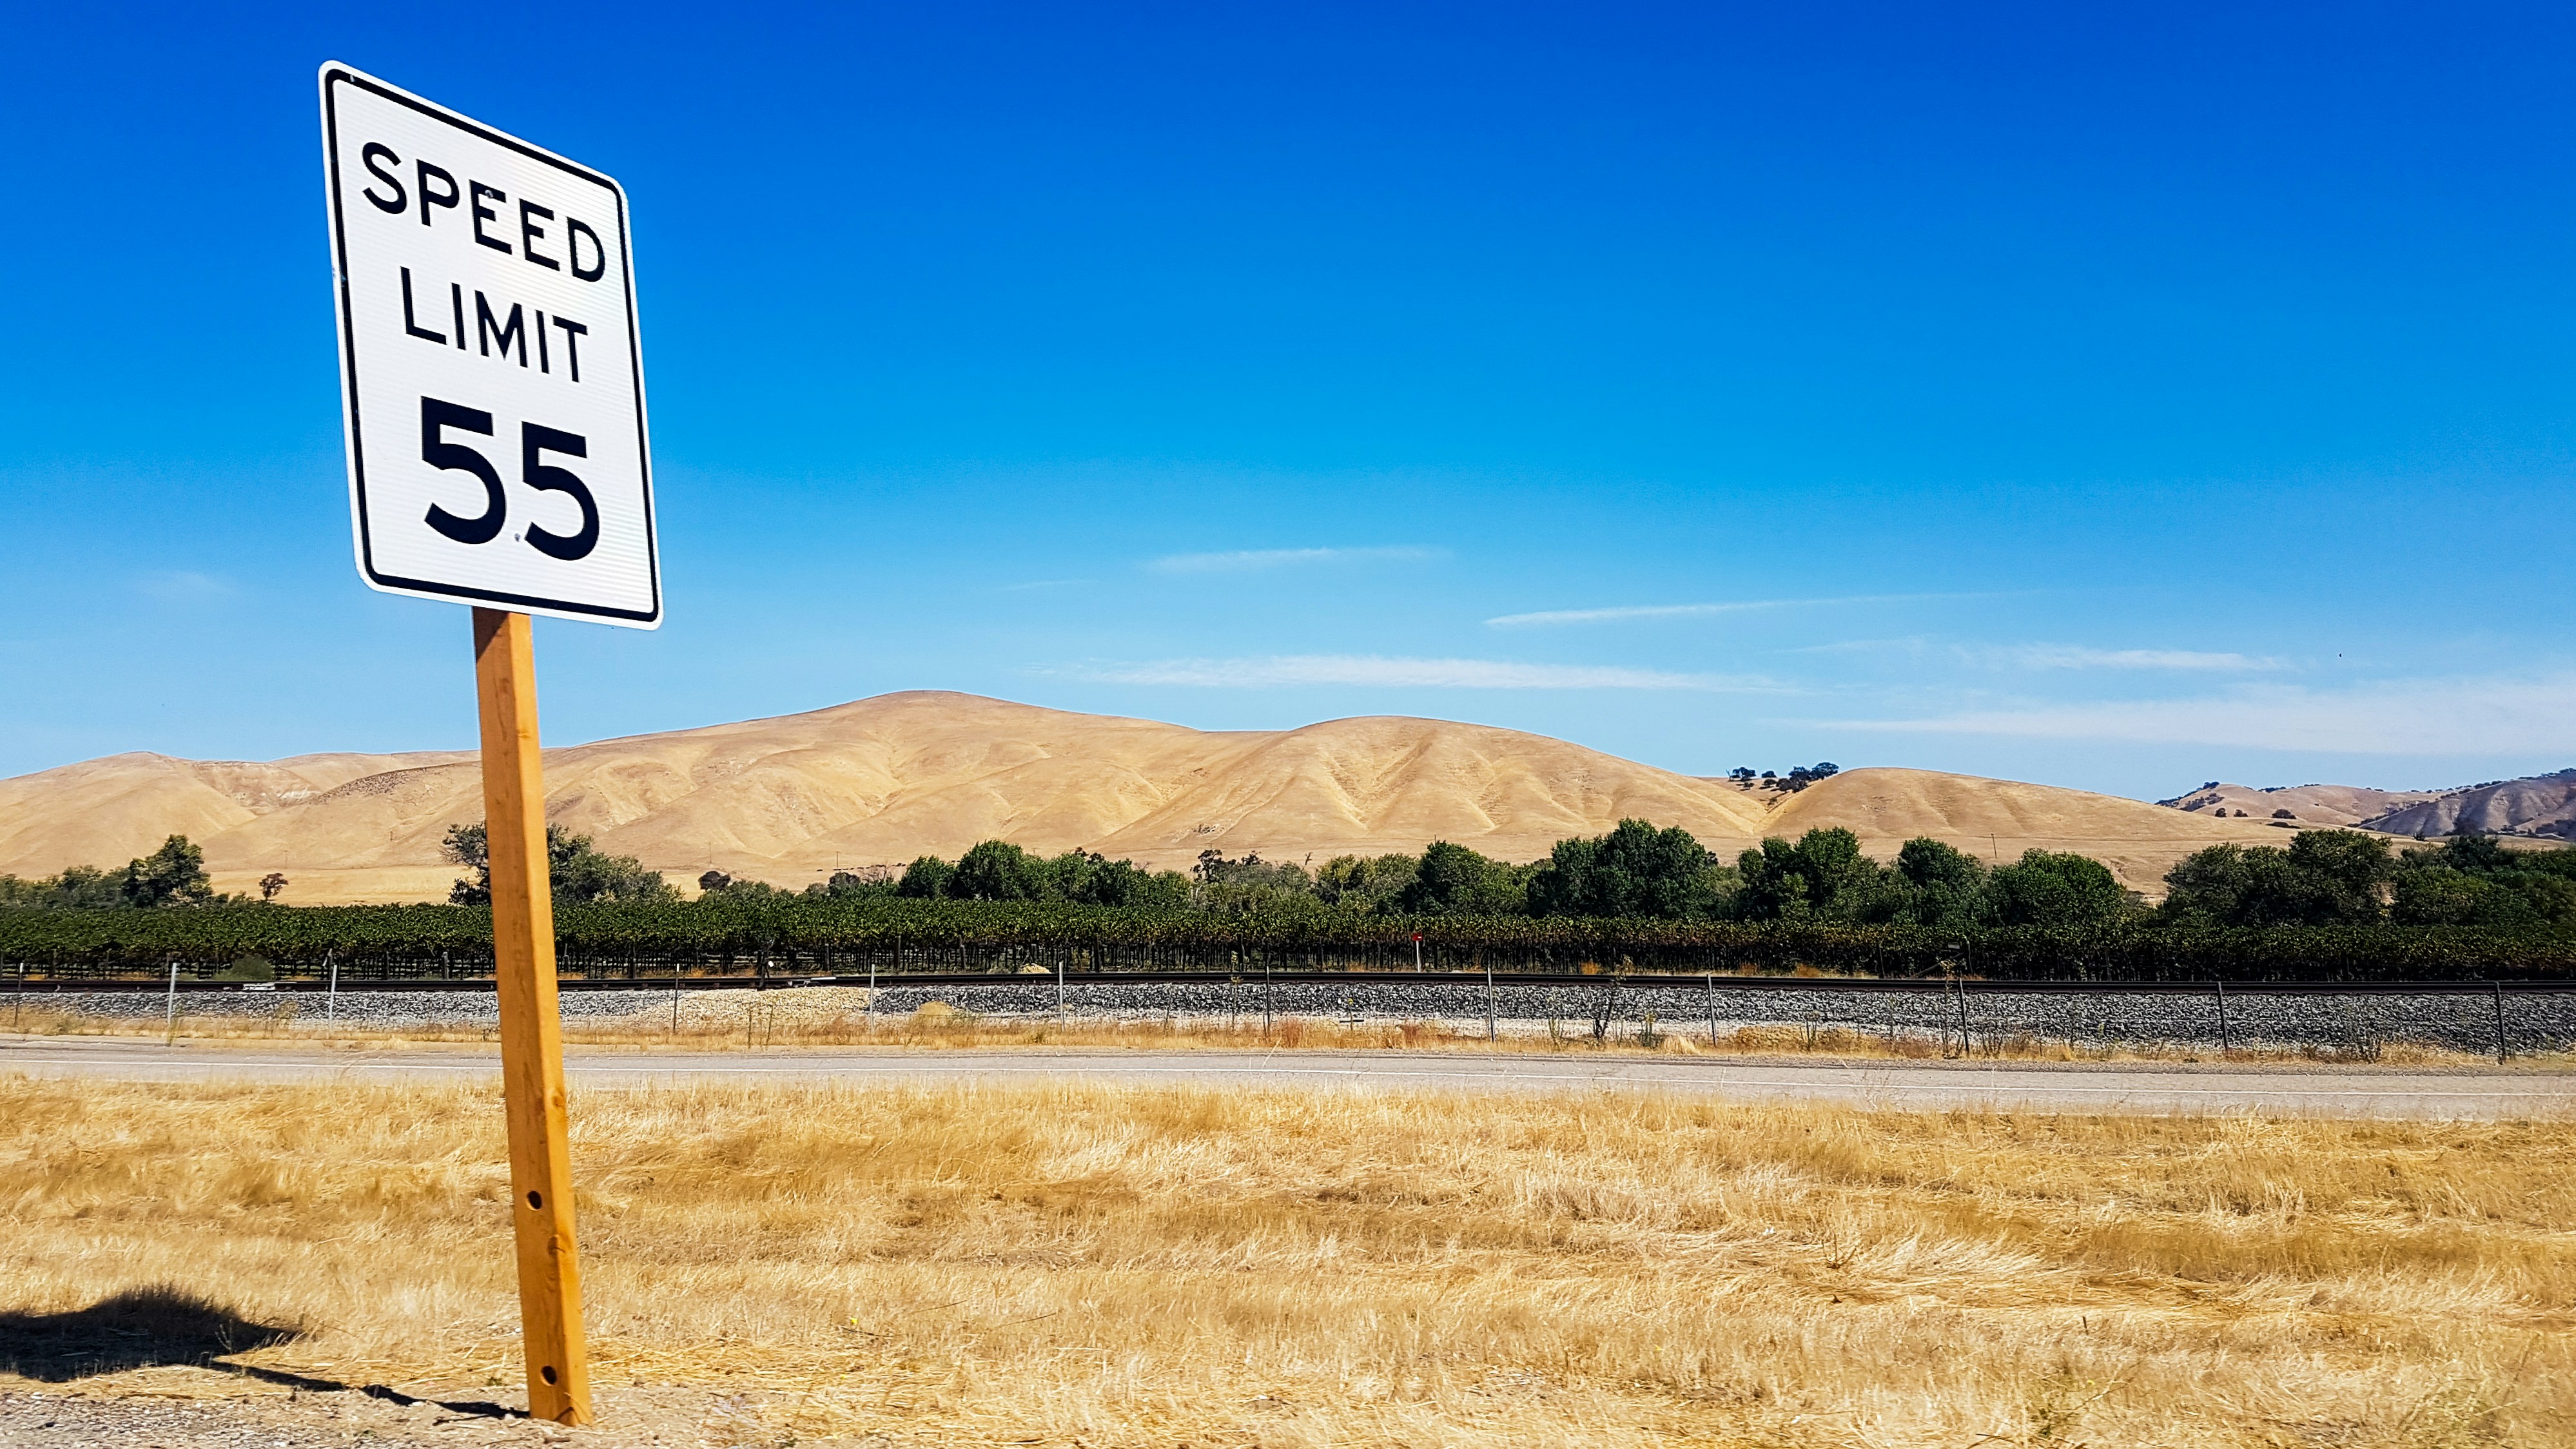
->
[2283, 830, 2394, 922]
[1881, 837, 1991, 928]
[1189, 850, 1318, 914]
[2426, 835, 2519, 875]
[949, 840, 1053, 901]
[1314, 853, 1420, 912]
[121, 835, 213, 908]
[2158, 844, 2263, 926]
[0, 864, 130, 909]
[552, 834, 676, 903]
[1730, 828, 1880, 922]
[895, 855, 955, 899]
[1989, 849, 2127, 927]
[2161, 830, 2391, 928]
[1044, 851, 1185, 909]
[805, 869, 895, 900]
[1527, 820, 1728, 919]
[1124, 867, 1195, 911]
[1397, 841, 1525, 916]
[442, 822, 673, 906]
[2389, 868, 2531, 928]
[2390, 835, 2576, 929]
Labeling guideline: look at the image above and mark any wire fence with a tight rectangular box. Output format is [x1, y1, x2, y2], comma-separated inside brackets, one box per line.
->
[19, 971, 2574, 1061]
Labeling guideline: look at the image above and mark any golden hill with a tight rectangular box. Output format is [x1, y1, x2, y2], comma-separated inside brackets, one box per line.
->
[2158, 780, 2446, 827]
[1, 691, 2309, 904]
[1764, 768, 2304, 890]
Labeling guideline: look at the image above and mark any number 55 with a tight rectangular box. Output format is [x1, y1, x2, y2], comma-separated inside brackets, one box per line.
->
[418, 396, 600, 562]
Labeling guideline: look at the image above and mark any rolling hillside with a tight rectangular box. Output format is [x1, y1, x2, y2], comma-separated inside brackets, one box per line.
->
[2359, 769, 2576, 839]
[2161, 770, 2576, 840]
[2156, 781, 2444, 827]
[1, 691, 2327, 903]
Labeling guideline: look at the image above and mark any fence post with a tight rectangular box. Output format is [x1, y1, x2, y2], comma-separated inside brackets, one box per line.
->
[2493, 980, 2507, 1064]
[2214, 978, 2227, 1056]
[1484, 957, 1496, 1042]
[164, 960, 178, 1045]
[1706, 972, 1717, 1045]
[326, 952, 338, 1022]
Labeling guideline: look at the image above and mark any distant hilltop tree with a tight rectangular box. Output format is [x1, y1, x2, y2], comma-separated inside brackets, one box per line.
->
[1779, 762, 1840, 792]
[1730, 763, 1843, 792]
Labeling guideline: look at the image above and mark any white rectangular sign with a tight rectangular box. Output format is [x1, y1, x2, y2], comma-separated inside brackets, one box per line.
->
[320, 63, 660, 627]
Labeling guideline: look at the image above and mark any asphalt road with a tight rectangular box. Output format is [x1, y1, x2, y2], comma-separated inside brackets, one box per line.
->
[6, 1035, 2571, 1117]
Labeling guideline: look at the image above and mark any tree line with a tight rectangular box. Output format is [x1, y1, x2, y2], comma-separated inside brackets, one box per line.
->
[852, 824, 2131, 928]
[9, 818, 2575, 941]
[693, 819, 2576, 935]
[0, 836, 236, 909]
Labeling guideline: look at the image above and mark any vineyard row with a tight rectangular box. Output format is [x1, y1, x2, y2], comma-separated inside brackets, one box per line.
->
[6, 899, 2576, 982]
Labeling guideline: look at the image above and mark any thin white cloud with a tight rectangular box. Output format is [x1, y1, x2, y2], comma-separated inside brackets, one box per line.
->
[1986, 644, 2284, 672]
[1147, 545, 1439, 574]
[1784, 636, 1932, 657]
[1833, 674, 2576, 755]
[1062, 654, 1773, 690]
[1486, 592, 1984, 628]
[135, 570, 237, 602]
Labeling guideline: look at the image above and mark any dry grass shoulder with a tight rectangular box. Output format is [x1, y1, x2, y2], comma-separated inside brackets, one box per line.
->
[17, 1000, 2553, 1069]
[0, 1079, 2570, 1446]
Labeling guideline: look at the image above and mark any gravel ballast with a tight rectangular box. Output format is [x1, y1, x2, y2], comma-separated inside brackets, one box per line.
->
[25, 978, 2575, 1056]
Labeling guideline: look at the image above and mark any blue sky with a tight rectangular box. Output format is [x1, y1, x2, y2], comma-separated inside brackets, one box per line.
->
[5, 2, 2572, 800]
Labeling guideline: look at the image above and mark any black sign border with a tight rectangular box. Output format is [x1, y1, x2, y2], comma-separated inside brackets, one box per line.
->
[321, 64, 662, 626]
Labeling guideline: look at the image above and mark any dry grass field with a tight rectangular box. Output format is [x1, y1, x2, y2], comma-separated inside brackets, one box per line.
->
[0, 1077, 2570, 1447]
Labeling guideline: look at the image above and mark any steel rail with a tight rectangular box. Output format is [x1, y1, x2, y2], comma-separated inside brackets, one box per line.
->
[19, 971, 2576, 996]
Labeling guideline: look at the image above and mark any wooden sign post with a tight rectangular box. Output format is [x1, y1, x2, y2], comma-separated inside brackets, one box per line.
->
[324, 64, 659, 1425]
[474, 608, 592, 1425]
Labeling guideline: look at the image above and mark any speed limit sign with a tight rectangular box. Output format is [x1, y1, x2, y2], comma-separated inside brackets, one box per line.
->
[320, 63, 660, 627]
[315, 63, 659, 1430]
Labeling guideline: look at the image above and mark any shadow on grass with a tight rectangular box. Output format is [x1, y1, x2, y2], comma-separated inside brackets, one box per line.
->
[0, 1285, 513, 1420]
